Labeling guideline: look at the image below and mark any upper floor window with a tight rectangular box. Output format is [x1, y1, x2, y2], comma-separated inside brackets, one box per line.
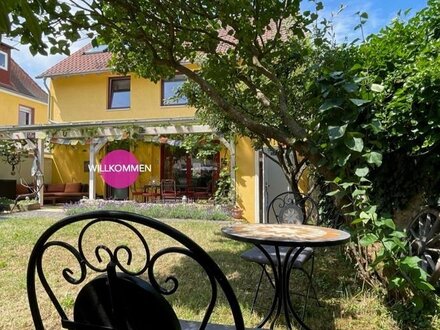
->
[108, 77, 130, 109]
[161, 75, 188, 106]
[18, 105, 34, 125]
[0, 50, 7, 71]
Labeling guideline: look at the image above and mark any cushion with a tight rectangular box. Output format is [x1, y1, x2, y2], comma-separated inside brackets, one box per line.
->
[65, 183, 82, 193]
[16, 184, 29, 195]
[46, 183, 66, 192]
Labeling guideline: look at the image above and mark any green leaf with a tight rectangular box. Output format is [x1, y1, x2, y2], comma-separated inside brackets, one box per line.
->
[371, 83, 385, 92]
[319, 99, 343, 112]
[340, 182, 354, 189]
[350, 98, 370, 107]
[359, 233, 378, 246]
[328, 124, 348, 140]
[355, 167, 369, 177]
[337, 153, 351, 166]
[359, 211, 371, 219]
[401, 256, 421, 268]
[364, 151, 383, 166]
[383, 239, 398, 251]
[390, 231, 407, 239]
[352, 189, 366, 197]
[345, 136, 364, 152]
[390, 276, 405, 289]
[326, 189, 340, 197]
[351, 218, 363, 225]
[343, 82, 358, 93]
[382, 218, 396, 230]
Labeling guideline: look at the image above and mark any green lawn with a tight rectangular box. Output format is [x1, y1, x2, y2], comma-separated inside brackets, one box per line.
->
[0, 215, 434, 329]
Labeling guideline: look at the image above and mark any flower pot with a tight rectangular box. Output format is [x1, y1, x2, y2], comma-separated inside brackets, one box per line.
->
[231, 207, 243, 219]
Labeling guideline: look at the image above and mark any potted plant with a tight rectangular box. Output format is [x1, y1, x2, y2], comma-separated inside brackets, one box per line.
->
[0, 197, 14, 212]
[17, 198, 40, 211]
[230, 205, 243, 219]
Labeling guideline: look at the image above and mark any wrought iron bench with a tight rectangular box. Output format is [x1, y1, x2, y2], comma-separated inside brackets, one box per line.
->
[27, 210, 248, 330]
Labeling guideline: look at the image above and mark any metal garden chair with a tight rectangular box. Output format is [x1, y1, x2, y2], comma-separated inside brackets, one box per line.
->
[27, 210, 246, 330]
[240, 192, 321, 317]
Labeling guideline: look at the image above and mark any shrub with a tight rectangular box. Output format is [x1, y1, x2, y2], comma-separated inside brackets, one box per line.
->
[64, 199, 231, 221]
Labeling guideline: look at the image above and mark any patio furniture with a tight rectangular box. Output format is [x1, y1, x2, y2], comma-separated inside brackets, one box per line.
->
[143, 182, 161, 203]
[240, 192, 320, 321]
[130, 183, 145, 202]
[161, 179, 177, 202]
[193, 180, 213, 201]
[43, 183, 88, 204]
[27, 210, 247, 330]
[223, 223, 350, 330]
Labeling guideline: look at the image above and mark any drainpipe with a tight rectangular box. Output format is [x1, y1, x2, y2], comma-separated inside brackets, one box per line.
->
[43, 78, 52, 123]
[230, 136, 236, 205]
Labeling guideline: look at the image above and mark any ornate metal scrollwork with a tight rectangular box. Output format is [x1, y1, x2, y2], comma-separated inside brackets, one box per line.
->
[27, 211, 245, 330]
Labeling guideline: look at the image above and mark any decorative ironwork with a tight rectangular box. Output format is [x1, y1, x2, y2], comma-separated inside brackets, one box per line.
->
[6, 152, 20, 175]
[268, 192, 320, 225]
[27, 210, 245, 330]
[407, 208, 440, 288]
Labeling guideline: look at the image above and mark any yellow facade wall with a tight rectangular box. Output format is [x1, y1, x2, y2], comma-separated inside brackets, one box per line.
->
[50, 71, 196, 123]
[51, 144, 104, 194]
[0, 89, 47, 125]
[235, 137, 256, 222]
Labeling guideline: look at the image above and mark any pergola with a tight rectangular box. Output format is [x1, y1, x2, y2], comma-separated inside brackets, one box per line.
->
[0, 117, 236, 205]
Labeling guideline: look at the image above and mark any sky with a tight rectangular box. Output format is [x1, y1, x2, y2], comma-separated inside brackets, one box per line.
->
[3, 0, 429, 89]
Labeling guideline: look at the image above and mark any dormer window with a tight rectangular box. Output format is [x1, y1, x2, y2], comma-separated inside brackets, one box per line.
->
[0, 50, 7, 71]
[84, 45, 108, 55]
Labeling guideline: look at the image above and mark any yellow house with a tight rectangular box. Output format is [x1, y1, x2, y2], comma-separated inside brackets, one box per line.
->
[36, 43, 280, 222]
[0, 42, 48, 197]
[0, 42, 47, 126]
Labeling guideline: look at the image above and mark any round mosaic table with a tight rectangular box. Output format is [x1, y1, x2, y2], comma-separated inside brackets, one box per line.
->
[222, 223, 350, 330]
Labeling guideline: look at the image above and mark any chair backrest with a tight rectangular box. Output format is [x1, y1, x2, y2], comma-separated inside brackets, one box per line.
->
[27, 210, 245, 330]
[161, 179, 177, 194]
[266, 192, 319, 225]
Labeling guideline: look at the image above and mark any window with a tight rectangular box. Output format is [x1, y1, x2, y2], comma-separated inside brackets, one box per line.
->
[108, 77, 130, 109]
[0, 50, 7, 71]
[161, 75, 188, 106]
[18, 106, 34, 125]
[84, 45, 108, 54]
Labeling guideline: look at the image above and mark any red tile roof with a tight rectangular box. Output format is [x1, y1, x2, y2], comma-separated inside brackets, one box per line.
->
[39, 21, 290, 78]
[0, 59, 48, 103]
[37, 43, 112, 78]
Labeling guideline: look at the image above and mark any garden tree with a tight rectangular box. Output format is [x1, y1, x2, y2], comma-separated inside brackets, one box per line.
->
[4, 0, 440, 313]
[3, 0, 329, 197]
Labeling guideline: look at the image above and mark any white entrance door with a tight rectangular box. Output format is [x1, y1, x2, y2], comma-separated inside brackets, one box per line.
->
[261, 149, 291, 223]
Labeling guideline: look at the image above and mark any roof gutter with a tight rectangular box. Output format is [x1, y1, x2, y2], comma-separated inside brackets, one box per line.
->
[36, 69, 111, 79]
[43, 77, 52, 122]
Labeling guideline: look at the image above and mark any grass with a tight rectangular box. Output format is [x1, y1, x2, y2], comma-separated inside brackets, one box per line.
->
[0, 214, 439, 329]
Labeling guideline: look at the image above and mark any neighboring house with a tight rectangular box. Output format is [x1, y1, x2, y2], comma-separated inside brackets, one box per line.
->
[0, 42, 47, 126]
[0, 42, 49, 194]
[37, 43, 261, 221]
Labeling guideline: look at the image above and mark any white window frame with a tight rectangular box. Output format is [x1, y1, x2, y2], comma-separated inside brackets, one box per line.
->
[0, 50, 8, 71]
[18, 105, 33, 126]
